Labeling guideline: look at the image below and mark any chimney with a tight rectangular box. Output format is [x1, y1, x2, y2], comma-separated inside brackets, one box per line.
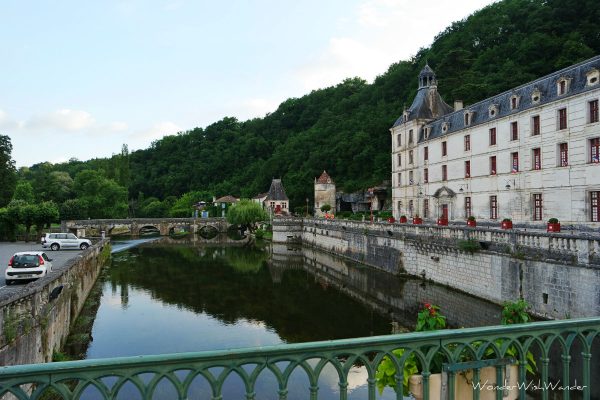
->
[454, 100, 464, 111]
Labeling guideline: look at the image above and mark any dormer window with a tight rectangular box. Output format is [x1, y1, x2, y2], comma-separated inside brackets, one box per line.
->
[488, 104, 499, 118]
[557, 77, 571, 96]
[464, 110, 475, 126]
[586, 68, 600, 86]
[442, 122, 449, 133]
[423, 126, 430, 139]
[510, 94, 521, 110]
[403, 110, 410, 122]
[531, 87, 541, 104]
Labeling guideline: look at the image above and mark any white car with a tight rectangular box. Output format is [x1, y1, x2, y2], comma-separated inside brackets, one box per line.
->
[5, 251, 53, 285]
[41, 233, 91, 251]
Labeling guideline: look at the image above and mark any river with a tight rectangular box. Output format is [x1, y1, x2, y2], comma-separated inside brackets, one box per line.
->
[64, 237, 510, 400]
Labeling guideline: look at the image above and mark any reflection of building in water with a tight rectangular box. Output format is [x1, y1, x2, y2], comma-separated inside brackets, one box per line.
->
[120, 281, 129, 309]
[271, 244, 501, 330]
[269, 243, 304, 283]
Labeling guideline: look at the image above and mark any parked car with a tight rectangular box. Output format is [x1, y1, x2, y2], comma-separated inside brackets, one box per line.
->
[41, 233, 91, 251]
[5, 251, 53, 285]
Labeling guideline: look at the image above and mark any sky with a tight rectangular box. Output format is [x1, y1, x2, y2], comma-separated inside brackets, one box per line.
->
[0, 0, 496, 167]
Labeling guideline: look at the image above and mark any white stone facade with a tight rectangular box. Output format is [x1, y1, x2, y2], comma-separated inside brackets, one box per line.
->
[391, 57, 600, 227]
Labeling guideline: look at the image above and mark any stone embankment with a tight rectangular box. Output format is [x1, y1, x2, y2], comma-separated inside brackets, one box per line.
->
[0, 240, 110, 366]
[273, 218, 600, 319]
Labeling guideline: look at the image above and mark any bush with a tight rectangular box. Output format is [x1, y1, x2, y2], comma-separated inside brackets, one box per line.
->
[548, 217, 559, 224]
[458, 239, 481, 253]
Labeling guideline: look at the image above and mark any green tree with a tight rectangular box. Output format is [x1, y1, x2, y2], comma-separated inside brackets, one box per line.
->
[12, 181, 35, 203]
[73, 170, 128, 219]
[169, 190, 212, 217]
[320, 204, 332, 213]
[226, 199, 268, 233]
[33, 201, 59, 237]
[60, 199, 88, 220]
[0, 135, 17, 207]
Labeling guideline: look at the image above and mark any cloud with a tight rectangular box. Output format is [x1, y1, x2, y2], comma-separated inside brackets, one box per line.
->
[26, 109, 96, 132]
[294, 0, 496, 91]
[107, 121, 129, 132]
[0, 109, 19, 130]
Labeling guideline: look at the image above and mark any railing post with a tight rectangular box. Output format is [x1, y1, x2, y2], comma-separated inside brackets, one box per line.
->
[561, 354, 571, 400]
[541, 357, 550, 400]
[582, 351, 591, 400]
[576, 238, 590, 264]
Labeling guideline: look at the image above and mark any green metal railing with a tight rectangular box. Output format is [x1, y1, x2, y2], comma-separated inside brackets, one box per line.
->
[1, 318, 598, 400]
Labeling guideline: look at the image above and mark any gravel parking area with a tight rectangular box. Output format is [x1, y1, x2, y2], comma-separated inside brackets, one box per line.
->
[0, 242, 84, 296]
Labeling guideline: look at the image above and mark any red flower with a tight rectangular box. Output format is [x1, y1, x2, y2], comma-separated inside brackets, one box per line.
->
[424, 303, 431, 309]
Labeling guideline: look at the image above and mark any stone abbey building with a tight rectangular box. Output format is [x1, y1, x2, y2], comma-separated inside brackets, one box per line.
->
[391, 55, 600, 227]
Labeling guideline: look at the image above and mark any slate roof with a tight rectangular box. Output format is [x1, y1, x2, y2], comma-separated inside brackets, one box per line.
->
[265, 179, 289, 201]
[214, 195, 238, 203]
[252, 192, 268, 199]
[316, 170, 334, 184]
[392, 65, 453, 127]
[419, 55, 600, 142]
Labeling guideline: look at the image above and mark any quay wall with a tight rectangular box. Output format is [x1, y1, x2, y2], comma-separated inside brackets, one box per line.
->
[273, 218, 600, 319]
[0, 240, 111, 366]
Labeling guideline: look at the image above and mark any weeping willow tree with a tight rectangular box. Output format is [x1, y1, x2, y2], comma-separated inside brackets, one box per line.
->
[226, 199, 268, 233]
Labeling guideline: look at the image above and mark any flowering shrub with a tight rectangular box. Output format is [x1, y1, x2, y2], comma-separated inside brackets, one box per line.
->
[376, 303, 446, 395]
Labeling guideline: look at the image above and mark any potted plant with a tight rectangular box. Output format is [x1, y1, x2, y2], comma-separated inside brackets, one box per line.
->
[412, 215, 423, 224]
[399, 215, 408, 223]
[436, 217, 448, 226]
[501, 218, 513, 229]
[377, 302, 535, 400]
[466, 216, 476, 227]
[547, 218, 561, 232]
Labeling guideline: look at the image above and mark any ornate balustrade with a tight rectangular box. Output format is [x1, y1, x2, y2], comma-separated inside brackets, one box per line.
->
[302, 218, 600, 265]
[0, 318, 598, 399]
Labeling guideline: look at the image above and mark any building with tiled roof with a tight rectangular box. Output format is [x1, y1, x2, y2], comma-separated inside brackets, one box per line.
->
[314, 171, 336, 216]
[214, 195, 239, 205]
[391, 56, 600, 227]
[265, 179, 289, 215]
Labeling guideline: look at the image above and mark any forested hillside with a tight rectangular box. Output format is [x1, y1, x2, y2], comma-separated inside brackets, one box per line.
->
[9, 0, 600, 217]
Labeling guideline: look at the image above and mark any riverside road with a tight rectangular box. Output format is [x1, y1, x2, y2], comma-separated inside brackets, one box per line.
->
[0, 242, 84, 297]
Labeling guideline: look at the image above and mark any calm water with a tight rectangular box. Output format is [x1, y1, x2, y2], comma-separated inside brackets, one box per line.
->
[67, 238, 508, 399]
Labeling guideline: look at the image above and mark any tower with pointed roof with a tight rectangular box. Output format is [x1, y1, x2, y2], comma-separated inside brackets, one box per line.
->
[390, 63, 454, 220]
[314, 171, 336, 216]
[265, 178, 290, 215]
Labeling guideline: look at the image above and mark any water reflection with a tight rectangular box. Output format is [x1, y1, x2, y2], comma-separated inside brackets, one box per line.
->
[69, 240, 517, 400]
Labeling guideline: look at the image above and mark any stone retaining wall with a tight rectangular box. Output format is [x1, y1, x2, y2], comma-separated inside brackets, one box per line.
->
[273, 218, 600, 319]
[0, 240, 110, 366]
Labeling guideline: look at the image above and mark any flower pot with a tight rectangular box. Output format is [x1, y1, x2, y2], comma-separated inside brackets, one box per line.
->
[412, 217, 423, 225]
[437, 218, 448, 226]
[547, 222, 561, 232]
[467, 219, 477, 227]
[399, 216, 408, 223]
[501, 220, 513, 229]
[387, 217, 396, 223]
[409, 365, 518, 400]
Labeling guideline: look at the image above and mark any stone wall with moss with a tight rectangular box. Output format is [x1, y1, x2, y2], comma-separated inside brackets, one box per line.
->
[0, 240, 111, 366]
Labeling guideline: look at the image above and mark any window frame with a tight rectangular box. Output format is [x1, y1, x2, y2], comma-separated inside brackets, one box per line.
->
[423, 168, 429, 183]
[589, 100, 599, 124]
[510, 121, 519, 141]
[465, 160, 471, 178]
[533, 148, 542, 170]
[558, 108, 567, 130]
[559, 143, 568, 167]
[465, 196, 472, 218]
[424, 146, 429, 162]
[442, 165, 448, 181]
[533, 193, 543, 221]
[490, 195, 498, 220]
[511, 152, 519, 173]
[464, 135, 471, 151]
[489, 127, 497, 146]
[442, 141, 447, 157]
[490, 156, 497, 175]
[592, 191, 600, 222]
[532, 115, 541, 136]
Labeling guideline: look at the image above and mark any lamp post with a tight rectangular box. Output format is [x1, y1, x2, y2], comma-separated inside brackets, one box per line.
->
[306, 198, 309, 217]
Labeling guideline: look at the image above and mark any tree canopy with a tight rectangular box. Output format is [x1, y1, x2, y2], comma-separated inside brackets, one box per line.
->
[10, 0, 600, 217]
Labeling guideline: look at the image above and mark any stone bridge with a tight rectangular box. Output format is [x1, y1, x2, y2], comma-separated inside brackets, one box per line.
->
[62, 218, 231, 237]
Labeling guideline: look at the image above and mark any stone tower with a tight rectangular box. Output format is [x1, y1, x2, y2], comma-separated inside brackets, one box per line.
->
[314, 171, 336, 216]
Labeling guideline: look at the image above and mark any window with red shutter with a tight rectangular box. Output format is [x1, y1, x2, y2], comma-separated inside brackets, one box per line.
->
[489, 128, 496, 145]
